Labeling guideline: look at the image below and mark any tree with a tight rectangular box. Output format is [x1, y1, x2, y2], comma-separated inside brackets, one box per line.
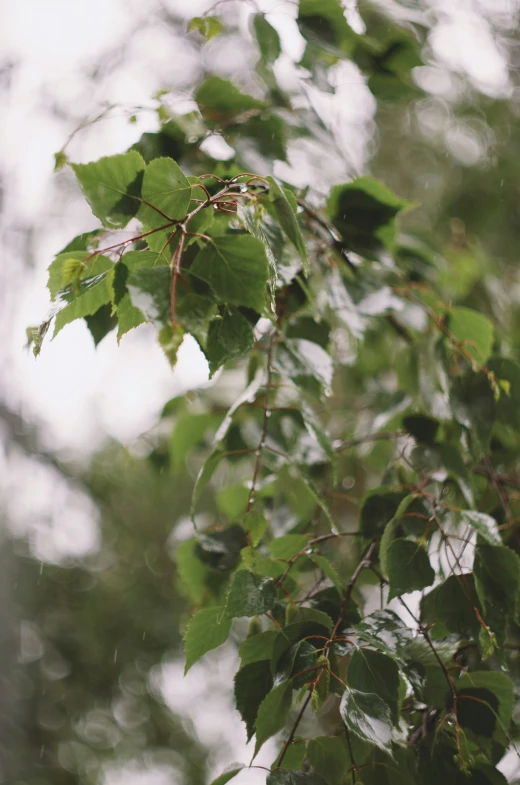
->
[29, 1, 520, 783]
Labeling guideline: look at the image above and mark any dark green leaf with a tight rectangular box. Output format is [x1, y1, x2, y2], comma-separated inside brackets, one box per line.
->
[267, 772, 327, 785]
[402, 414, 439, 444]
[474, 544, 520, 644]
[327, 177, 412, 258]
[71, 151, 145, 228]
[450, 371, 495, 451]
[184, 606, 232, 673]
[239, 630, 278, 666]
[455, 671, 513, 741]
[359, 489, 407, 538]
[340, 687, 394, 755]
[266, 769, 326, 785]
[234, 660, 273, 741]
[347, 649, 400, 723]
[385, 539, 435, 599]
[254, 679, 293, 755]
[307, 736, 349, 785]
[224, 570, 277, 618]
[421, 574, 482, 640]
[84, 303, 117, 345]
[190, 235, 269, 312]
[487, 356, 520, 431]
[205, 309, 255, 375]
[253, 14, 281, 65]
[272, 739, 307, 771]
[266, 177, 309, 273]
[297, 0, 354, 55]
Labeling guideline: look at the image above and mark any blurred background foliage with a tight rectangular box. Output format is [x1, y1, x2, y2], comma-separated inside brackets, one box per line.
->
[4, 0, 520, 783]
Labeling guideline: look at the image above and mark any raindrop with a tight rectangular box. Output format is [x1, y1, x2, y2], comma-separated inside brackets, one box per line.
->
[188, 136, 198, 143]
[114, 648, 118, 664]
[265, 409, 272, 418]
[240, 184, 248, 193]
[142, 632, 146, 641]
[213, 204, 219, 210]
[40, 745, 45, 759]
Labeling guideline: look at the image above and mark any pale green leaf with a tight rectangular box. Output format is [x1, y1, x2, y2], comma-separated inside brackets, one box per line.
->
[184, 606, 232, 673]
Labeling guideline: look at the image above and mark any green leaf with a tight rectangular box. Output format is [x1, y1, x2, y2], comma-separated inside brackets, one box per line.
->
[253, 14, 281, 65]
[184, 606, 232, 673]
[273, 738, 307, 771]
[48, 252, 113, 301]
[234, 660, 273, 741]
[359, 489, 408, 539]
[127, 266, 171, 326]
[455, 671, 513, 742]
[196, 525, 248, 571]
[273, 339, 333, 397]
[254, 679, 293, 756]
[327, 177, 412, 258]
[224, 570, 277, 618]
[190, 235, 269, 312]
[297, 0, 354, 55]
[239, 630, 278, 666]
[448, 307, 494, 364]
[188, 15, 223, 41]
[269, 534, 311, 561]
[402, 414, 439, 444]
[71, 151, 145, 228]
[421, 574, 482, 640]
[310, 554, 342, 592]
[54, 268, 115, 337]
[205, 309, 254, 376]
[385, 539, 435, 599]
[267, 772, 327, 785]
[460, 510, 501, 547]
[138, 157, 192, 227]
[307, 736, 349, 785]
[340, 686, 394, 755]
[241, 509, 268, 547]
[116, 293, 146, 341]
[209, 768, 244, 785]
[450, 371, 495, 451]
[84, 303, 117, 345]
[347, 649, 400, 723]
[487, 356, 520, 431]
[175, 538, 209, 604]
[195, 77, 265, 126]
[354, 610, 412, 659]
[266, 769, 326, 785]
[266, 177, 309, 273]
[474, 544, 520, 645]
[285, 606, 333, 633]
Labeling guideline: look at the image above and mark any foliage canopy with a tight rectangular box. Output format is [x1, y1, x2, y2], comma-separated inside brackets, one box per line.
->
[30, 1, 520, 783]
